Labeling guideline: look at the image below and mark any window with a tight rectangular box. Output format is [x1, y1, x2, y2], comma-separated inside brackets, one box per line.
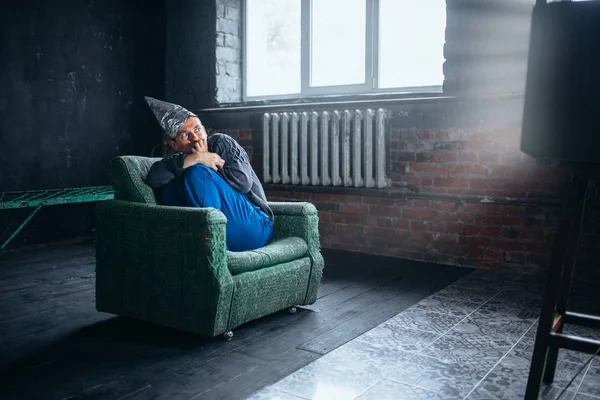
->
[244, 0, 446, 99]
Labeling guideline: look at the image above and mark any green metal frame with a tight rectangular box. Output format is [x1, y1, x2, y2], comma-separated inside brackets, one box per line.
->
[0, 186, 115, 250]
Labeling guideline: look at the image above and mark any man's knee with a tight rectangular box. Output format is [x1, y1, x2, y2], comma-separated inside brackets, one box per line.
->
[184, 164, 216, 182]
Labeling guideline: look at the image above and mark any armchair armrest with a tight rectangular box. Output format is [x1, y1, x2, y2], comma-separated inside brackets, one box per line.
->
[94, 199, 234, 337]
[268, 201, 324, 304]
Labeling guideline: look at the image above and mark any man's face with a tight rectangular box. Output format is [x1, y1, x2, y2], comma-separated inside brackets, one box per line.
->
[168, 116, 208, 154]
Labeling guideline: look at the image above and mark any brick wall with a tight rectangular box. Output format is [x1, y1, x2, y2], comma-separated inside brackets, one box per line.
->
[166, 0, 241, 107]
[204, 98, 599, 272]
[198, 0, 600, 274]
[215, 0, 242, 103]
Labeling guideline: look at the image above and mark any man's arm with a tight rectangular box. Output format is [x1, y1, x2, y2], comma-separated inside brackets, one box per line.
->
[145, 153, 186, 189]
[211, 134, 254, 194]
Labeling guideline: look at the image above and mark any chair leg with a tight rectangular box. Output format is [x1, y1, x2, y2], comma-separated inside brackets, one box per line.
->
[288, 307, 298, 314]
[223, 331, 234, 341]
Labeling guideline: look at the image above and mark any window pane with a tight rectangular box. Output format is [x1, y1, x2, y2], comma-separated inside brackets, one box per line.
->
[310, 0, 366, 87]
[379, 0, 445, 89]
[245, 0, 301, 97]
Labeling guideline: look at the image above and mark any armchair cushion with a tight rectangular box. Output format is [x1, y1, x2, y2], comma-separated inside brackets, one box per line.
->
[226, 237, 308, 275]
[108, 156, 162, 204]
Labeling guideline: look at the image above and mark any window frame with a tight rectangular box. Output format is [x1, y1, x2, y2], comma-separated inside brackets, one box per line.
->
[242, 0, 444, 101]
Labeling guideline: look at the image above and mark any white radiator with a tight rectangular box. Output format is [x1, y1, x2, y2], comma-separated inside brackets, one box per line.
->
[262, 109, 389, 188]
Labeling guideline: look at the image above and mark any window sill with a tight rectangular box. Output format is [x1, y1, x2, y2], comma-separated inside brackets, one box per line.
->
[196, 92, 524, 114]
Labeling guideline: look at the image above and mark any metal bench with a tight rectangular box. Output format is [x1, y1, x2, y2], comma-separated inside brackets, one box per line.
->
[0, 186, 115, 250]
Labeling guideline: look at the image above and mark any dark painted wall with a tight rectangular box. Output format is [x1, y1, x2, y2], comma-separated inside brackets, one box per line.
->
[0, 0, 166, 248]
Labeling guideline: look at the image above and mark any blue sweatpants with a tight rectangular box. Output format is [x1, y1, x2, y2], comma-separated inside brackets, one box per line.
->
[161, 165, 273, 252]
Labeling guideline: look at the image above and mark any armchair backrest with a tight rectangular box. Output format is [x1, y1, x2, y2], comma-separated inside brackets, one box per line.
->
[108, 156, 162, 204]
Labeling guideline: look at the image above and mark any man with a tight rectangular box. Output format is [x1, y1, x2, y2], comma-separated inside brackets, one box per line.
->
[143, 96, 273, 252]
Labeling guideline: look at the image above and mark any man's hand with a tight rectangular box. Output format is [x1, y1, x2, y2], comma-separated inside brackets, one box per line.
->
[183, 142, 225, 171]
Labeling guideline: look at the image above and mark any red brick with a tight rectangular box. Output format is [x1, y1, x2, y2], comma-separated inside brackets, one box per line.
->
[442, 211, 475, 223]
[411, 220, 427, 231]
[465, 164, 488, 175]
[432, 130, 448, 141]
[459, 235, 493, 247]
[403, 176, 420, 186]
[447, 165, 467, 175]
[379, 197, 396, 206]
[411, 162, 448, 174]
[432, 200, 457, 210]
[463, 225, 481, 236]
[475, 215, 501, 225]
[464, 246, 485, 258]
[421, 176, 433, 186]
[471, 131, 493, 140]
[522, 181, 552, 192]
[511, 167, 528, 179]
[362, 196, 380, 205]
[336, 224, 360, 235]
[505, 251, 527, 264]
[368, 226, 397, 237]
[331, 213, 346, 224]
[490, 179, 520, 191]
[338, 204, 368, 214]
[370, 205, 401, 217]
[411, 231, 434, 243]
[361, 215, 378, 226]
[434, 177, 469, 188]
[378, 217, 392, 228]
[479, 152, 500, 163]
[478, 260, 511, 269]
[430, 187, 448, 194]
[502, 217, 524, 226]
[393, 218, 409, 229]
[438, 153, 459, 163]
[403, 209, 438, 220]
[487, 166, 512, 177]
[412, 199, 432, 208]
[461, 203, 484, 212]
[486, 204, 502, 214]
[344, 214, 362, 224]
[429, 222, 445, 232]
[446, 222, 464, 234]
[486, 248, 505, 260]
[495, 239, 545, 252]
[501, 205, 522, 215]
[417, 130, 432, 140]
[470, 178, 493, 189]
[459, 152, 478, 163]
[319, 212, 332, 223]
[482, 226, 503, 237]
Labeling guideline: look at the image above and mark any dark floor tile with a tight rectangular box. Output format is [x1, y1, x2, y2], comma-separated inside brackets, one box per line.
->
[574, 393, 600, 399]
[246, 386, 307, 400]
[269, 359, 381, 400]
[420, 332, 513, 371]
[383, 352, 487, 398]
[514, 336, 593, 365]
[452, 315, 534, 341]
[411, 293, 481, 317]
[390, 309, 464, 335]
[356, 379, 459, 400]
[317, 339, 416, 378]
[579, 365, 600, 398]
[354, 321, 440, 353]
[467, 379, 576, 400]
[497, 350, 586, 389]
[473, 297, 541, 322]
[434, 285, 498, 305]
[563, 324, 600, 342]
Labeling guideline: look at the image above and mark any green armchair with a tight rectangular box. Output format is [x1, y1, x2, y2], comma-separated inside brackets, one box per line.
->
[95, 156, 324, 339]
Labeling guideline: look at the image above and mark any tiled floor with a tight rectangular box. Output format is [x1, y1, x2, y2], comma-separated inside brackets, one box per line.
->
[247, 269, 600, 400]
